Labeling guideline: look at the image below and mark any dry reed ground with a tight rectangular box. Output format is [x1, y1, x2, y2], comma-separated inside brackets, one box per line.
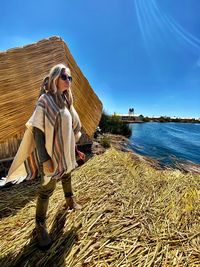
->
[0, 147, 199, 266]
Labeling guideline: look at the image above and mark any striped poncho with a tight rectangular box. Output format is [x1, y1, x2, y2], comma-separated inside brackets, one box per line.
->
[6, 93, 82, 184]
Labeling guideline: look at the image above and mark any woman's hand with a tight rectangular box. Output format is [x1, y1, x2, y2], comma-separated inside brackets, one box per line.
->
[77, 151, 85, 161]
[43, 159, 54, 173]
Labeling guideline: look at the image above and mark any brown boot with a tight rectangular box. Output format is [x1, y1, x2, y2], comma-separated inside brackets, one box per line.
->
[65, 197, 82, 211]
[35, 222, 52, 249]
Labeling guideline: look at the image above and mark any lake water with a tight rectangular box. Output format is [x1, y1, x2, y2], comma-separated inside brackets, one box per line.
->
[129, 122, 200, 167]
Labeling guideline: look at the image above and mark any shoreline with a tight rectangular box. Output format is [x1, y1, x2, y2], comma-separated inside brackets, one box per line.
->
[95, 133, 200, 174]
[124, 120, 200, 124]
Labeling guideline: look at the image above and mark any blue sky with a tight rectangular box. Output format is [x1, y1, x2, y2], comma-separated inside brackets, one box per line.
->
[1, 0, 200, 118]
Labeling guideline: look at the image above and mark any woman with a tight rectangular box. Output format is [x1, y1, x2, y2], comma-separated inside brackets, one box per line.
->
[8, 63, 84, 249]
[33, 63, 86, 249]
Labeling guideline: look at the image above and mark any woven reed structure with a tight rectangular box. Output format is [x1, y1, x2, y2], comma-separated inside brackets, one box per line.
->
[0, 36, 102, 160]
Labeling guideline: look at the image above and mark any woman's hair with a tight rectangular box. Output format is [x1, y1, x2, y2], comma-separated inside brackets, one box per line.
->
[39, 63, 73, 108]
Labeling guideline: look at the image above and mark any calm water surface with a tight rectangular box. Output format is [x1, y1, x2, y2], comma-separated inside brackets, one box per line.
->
[129, 122, 200, 167]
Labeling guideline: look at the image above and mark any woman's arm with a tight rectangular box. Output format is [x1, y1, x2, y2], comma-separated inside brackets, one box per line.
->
[33, 127, 50, 163]
[33, 127, 54, 173]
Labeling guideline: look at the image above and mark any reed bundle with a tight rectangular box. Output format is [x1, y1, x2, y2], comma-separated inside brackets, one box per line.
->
[0, 36, 102, 143]
[0, 147, 199, 266]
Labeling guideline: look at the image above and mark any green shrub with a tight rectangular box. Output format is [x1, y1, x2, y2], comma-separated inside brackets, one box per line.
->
[99, 111, 132, 138]
[100, 135, 111, 148]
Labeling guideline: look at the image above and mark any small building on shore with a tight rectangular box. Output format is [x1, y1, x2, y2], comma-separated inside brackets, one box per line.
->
[113, 113, 143, 123]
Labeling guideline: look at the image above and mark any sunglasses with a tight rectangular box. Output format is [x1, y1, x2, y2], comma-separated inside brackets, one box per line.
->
[60, 73, 72, 82]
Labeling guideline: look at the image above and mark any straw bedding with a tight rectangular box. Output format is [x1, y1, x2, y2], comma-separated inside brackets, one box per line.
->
[0, 147, 199, 266]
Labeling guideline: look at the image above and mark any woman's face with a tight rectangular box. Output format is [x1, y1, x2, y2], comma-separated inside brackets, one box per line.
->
[57, 68, 72, 92]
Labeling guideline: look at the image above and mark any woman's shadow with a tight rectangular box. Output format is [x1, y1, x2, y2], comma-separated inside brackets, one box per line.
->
[0, 207, 80, 267]
[0, 179, 40, 219]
